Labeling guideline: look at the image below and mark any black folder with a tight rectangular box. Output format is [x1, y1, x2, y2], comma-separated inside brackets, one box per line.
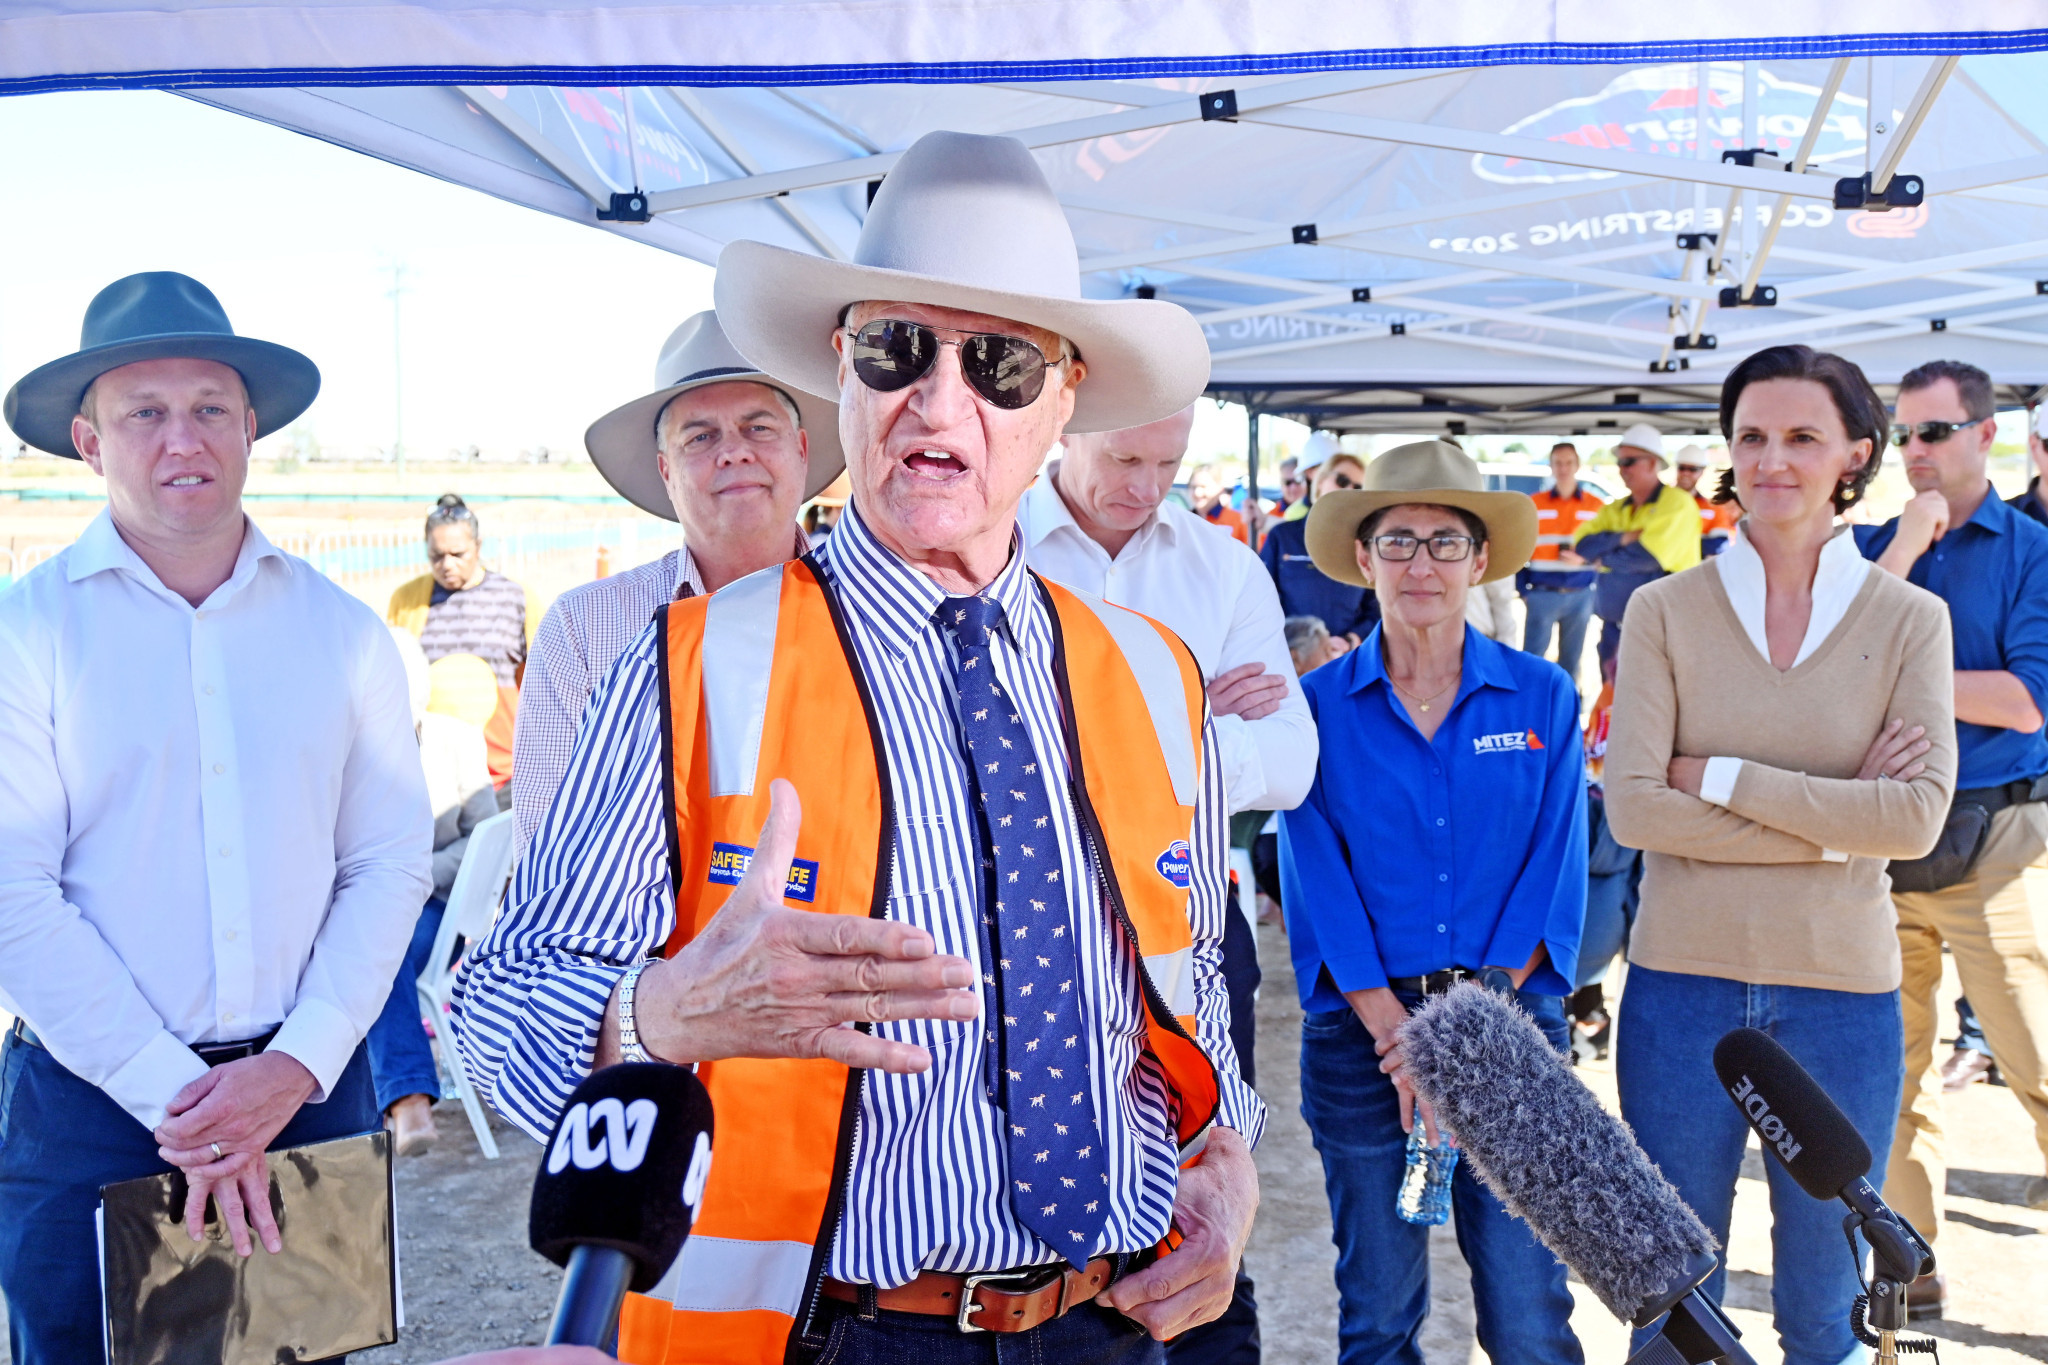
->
[99, 1130, 398, 1364]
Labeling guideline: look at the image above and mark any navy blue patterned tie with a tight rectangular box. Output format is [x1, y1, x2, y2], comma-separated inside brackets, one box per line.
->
[938, 593, 1109, 1268]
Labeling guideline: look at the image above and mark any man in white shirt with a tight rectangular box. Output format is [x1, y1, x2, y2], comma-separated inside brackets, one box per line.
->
[0, 272, 432, 1363]
[1017, 404, 1316, 1365]
[512, 311, 844, 847]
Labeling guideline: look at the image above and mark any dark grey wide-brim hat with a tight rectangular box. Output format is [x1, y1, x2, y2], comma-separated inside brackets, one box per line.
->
[3, 272, 320, 458]
[583, 310, 845, 520]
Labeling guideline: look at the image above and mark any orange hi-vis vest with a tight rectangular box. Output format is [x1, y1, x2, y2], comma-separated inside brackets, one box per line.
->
[617, 556, 1223, 1365]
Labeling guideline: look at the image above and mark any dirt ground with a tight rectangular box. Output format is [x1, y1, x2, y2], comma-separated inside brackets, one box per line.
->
[4, 922, 2043, 1363]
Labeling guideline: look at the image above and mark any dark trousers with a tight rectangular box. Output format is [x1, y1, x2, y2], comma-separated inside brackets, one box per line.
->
[1165, 903, 1262, 1365]
[366, 896, 447, 1114]
[1300, 995, 1582, 1365]
[816, 1301, 1162, 1365]
[0, 1031, 377, 1365]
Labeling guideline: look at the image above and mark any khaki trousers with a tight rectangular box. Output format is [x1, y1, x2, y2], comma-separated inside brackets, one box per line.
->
[1887, 801, 2048, 1241]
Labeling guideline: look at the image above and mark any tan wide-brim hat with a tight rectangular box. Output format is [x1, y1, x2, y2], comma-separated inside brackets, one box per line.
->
[583, 310, 845, 521]
[713, 130, 1210, 434]
[1305, 439, 1539, 587]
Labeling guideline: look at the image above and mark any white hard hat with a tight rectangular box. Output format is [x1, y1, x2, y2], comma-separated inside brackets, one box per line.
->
[1618, 423, 1667, 460]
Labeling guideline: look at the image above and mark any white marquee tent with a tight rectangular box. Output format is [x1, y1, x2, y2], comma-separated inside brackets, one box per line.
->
[11, 3, 2048, 441]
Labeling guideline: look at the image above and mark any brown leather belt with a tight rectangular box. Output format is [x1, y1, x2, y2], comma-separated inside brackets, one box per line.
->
[822, 1258, 1117, 1334]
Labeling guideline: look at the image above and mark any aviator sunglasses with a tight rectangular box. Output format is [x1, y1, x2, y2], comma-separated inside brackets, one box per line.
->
[844, 318, 1071, 410]
[1890, 416, 1988, 447]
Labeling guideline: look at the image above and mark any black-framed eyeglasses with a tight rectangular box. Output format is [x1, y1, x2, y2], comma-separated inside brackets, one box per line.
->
[844, 319, 1069, 410]
[1367, 533, 1477, 562]
[1891, 416, 1988, 447]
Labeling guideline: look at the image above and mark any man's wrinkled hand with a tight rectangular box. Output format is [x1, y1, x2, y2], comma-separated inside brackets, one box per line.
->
[1097, 1127, 1258, 1340]
[1207, 662, 1288, 722]
[623, 780, 979, 1073]
[153, 1050, 318, 1257]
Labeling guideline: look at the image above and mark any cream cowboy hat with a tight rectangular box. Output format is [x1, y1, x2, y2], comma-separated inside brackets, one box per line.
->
[713, 130, 1210, 433]
[583, 311, 845, 520]
[1305, 440, 1539, 587]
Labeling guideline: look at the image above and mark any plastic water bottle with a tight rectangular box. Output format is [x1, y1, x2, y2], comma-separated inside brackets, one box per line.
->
[1396, 1126, 1459, 1225]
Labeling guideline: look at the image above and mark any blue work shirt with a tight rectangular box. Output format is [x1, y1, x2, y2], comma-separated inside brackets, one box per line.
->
[1278, 625, 1587, 1011]
[1855, 489, 2048, 790]
[1259, 516, 1378, 638]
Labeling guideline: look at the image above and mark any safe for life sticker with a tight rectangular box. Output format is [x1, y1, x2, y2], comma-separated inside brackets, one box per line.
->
[707, 841, 820, 902]
[1154, 839, 1192, 889]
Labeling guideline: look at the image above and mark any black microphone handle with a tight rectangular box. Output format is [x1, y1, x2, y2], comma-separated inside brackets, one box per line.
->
[544, 1244, 639, 1348]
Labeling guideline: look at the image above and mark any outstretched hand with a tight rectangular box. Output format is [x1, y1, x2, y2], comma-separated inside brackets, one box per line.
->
[606, 779, 980, 1072]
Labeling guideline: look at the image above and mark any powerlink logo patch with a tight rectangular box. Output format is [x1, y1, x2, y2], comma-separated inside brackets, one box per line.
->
[706, 841, 819, 902]
[1155, 840, 1192, 889]
[1727, 1073, 1804, 1164]
[1472, 730, 1545, 755]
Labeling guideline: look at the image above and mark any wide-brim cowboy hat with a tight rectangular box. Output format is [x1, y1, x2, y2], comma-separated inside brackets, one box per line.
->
[713, 130, 1209, 434]
[1305, 439, 1539, 587]
[584, 310, 845, 520]
[4, 272, 319, 458]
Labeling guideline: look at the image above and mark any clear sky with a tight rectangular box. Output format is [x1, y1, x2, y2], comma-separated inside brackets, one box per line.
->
[0, 89, 718, 463]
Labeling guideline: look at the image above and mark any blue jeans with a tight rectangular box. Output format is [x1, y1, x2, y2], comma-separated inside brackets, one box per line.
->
[0, 1032, 376, 1365]
[814, 1301, 1161, 1365]
[366, 896, 446, 1115]
[1300, 993, 1584, 1365]
[1521, 587, 1594, 682]
[1616, 965, 1903, 1365]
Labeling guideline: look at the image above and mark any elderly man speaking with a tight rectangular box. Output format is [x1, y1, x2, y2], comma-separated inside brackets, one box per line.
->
[512, 310, 845, 847]
[457, 131, 1262, 1365]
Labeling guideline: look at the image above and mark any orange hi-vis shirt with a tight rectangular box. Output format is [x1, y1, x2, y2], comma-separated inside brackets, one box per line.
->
[1203, 503, 1250, 546]
[1691, 490, 1739, 549]
[1524, 485, 1603, 586]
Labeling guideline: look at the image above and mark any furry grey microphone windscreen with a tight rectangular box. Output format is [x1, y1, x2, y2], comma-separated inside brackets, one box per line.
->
[1399, 984, 1716, 1324]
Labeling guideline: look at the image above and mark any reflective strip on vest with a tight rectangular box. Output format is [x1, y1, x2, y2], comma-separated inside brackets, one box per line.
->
[702, 567, 784, 797]
[1143, 947, 1196, 1016]
[649, 1236, 812, 1315]
[1059, 589, 1198, 807]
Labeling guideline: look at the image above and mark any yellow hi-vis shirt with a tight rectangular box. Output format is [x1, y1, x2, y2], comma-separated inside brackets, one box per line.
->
[1570, 483, 1703, 575]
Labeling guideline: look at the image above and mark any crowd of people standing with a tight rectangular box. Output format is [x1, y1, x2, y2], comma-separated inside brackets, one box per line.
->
[2, 128, 2047, 1365]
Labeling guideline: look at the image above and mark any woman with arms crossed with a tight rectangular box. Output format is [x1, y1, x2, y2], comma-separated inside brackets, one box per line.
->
[1606, 345, 1956, 1365]
[1282, 441, 1588, 1365]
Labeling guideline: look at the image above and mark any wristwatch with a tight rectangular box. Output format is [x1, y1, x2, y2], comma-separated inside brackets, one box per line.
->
[616, 959, 655, 1064]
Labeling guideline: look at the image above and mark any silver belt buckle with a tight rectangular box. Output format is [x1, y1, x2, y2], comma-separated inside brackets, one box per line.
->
[956, 1267, 1064, 1333]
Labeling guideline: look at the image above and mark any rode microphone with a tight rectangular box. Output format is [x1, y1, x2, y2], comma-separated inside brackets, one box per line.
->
[530, 1063, 716, 1348]
[1400, 985, 1755, 1364]
[1711, 1028, 1933, 1284]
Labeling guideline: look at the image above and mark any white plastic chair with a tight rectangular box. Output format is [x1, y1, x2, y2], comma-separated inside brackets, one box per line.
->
[416, 808, 517, 1159]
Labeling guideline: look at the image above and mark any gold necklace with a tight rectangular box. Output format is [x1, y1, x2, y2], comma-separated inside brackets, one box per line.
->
[1390, 675, 1458, 714]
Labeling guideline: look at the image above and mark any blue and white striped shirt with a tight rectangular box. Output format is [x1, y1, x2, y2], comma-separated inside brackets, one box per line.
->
[454, 505, 1262, 1286]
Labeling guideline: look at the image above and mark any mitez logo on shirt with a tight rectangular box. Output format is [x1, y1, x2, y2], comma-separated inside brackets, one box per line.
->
[1472, 729, 1546, 755]
[1155, 839, 1193, 889]
[707, 840, 820, 902]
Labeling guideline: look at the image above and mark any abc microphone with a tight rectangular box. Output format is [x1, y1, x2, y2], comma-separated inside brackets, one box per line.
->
[1711, 1028, 1933, 1285]
[1400, 985, 1755, 1365]
[529, 1063, 715, 1348]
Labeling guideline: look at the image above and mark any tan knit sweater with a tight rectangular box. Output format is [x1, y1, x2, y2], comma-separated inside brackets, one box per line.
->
[1605, 559, 1956, 992]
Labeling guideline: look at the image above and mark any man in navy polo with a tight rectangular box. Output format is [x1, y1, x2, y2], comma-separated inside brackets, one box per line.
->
[1857, 359, 2048, 1313]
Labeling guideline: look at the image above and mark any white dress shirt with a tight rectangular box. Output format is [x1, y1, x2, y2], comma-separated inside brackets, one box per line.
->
[512, 547, 697, 848]
[1018, 464, 1317, 814]
[1697, 522, 1870, 866]
[0, 508, 434, 1129]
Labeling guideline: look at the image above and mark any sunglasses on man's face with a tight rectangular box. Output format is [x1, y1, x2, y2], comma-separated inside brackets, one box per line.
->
[1614, 455, 1661, 470]
[845, 318, 1068, 411]
[1891, 416, 1989, 448]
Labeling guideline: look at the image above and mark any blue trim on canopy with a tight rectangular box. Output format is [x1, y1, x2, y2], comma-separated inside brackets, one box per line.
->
[7, 28, 2048, 95]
